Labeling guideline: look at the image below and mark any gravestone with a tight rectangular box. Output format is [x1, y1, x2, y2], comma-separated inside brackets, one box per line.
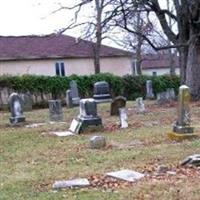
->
[136, 97, 145, 113]
[70, 98, 103, 134]
[8, 93, 25, 124]
[119, 108, 128, 128]
[167, 88, 176, 100]
[48, 100, 63, 122]
[20, 92, 33, 111]
[110, 96, 126, 116]
[145, 80, 155, 99]
[157, 88, 176, 104]
[66, 89, 73, 108]
[168, 85, 197, 140]
[93, 81, 112, 103]
[70, 80, 80, 106]
[89, 135, 106, 149]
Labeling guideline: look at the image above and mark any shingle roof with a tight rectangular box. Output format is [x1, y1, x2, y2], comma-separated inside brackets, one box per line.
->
[0, 34, 131, 61]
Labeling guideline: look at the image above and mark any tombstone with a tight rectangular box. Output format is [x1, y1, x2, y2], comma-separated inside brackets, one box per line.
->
[157, 91, 169, 104]
[48, 100, 63, 122]
[70, 98, 103, 134]
[70, 80, 80, 106]
[8, 93, 25, 124]
[110, 96, 126, 116]
[66, 89, 73, 108]
[168, 85, 197, 140]
[136, 97, 145, 113]
[119, 108, 128, 128]
[89, 135, 106, 149]
[93, 81, 112, 103]
[167, 88, 176, 100]
[145, 80, 155, 99]
[20, 92, 33, 111]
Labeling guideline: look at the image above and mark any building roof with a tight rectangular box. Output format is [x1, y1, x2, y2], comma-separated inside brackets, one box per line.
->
[141, 54, 179, 70]
[0, 34, 131, 61]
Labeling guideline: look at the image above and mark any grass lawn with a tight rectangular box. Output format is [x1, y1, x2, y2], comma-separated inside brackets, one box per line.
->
[0, 101, 200, 200]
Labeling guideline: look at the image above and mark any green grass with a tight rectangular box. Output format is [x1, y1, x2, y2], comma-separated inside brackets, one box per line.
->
[0, 101, 200, 200]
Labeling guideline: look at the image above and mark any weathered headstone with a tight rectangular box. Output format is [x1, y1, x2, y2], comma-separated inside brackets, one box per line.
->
[89, 135, 106, 149]
[168, 85, 197, 140]
[136, 97, 145, 113]
[166, 88, 176, 100]
[20, 92, 33, 111]
[70, 98, 103, 134]
[52, 178, 90, 189]
[66, 89, 73, 108]
[48, 100, 63, 122]
[145, 80, 155, 99]
[93, 81, 112, 103]
[119, 108, 128, 128]
[157, 88, 176, 104]
[8, 93, 25, 124]
[106, 169, 144, 182]
[110, 96, 126, 116]
[70, 80, 80, 106]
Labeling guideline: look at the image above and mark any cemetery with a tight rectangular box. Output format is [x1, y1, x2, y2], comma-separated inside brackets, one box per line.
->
[0, 75, 200, 200]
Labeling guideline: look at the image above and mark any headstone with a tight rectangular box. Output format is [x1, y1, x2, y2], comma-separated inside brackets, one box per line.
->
[93, 81, 112, 103]
[180, 154, 200, 167]
[89, 135, 106, 149]
[48, 100, 63, 122]
[119, 108, 128, 128]
[52, 178, 90, 189]
[167, 88, 176, 100]
[66, 89, 73, 108]
[145, 80, 155, 99]
[71, 98, 103, 134]
[136, 97, 145, 113]
[8, 93, 26, 124]
[110, 96, 126, 116]
[157, 91, 169, 104]
[20, 92, 33, 111]
[106, 169, 144, 182]
[70, 80, 80, 106]
[173, 85, 194, 133]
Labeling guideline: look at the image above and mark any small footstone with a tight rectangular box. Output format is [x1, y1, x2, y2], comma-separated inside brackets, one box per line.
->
[106, 169, 144, 182]
[52, 178, 90, 189]
[89, 135, 106, 149]
[50, 131, 75, 137]
[180, 154, 200, 167]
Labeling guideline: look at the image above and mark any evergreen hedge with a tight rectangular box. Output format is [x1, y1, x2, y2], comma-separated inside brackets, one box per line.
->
[0, 73, 180, 100]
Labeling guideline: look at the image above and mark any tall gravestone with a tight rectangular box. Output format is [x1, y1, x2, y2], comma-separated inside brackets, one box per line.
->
[168, 85, 197, 140]
[48, 100, 63, 122]
[119, 108, 128, 128]
[110, 96, 126, 116]
[69, 98, 103, 134]
[20, 92, 33, 111]
[66, 89, 73, 108]
[8, 93, 25, 124]
[145, 80, 155, 99]
[93, 81, 112, 103]
[70, 80, 80, 106]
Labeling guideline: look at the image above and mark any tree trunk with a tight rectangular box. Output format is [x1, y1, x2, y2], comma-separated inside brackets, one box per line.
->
[179, 46, 188, 84]
[186, 40, 200, 100]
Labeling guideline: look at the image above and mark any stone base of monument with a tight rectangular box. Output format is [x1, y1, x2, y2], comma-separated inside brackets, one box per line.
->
[93, 94, 112, 103]
[9, 116, 25, 124]
[167, 132, 198, 141]
[72, 97, 80, 106]
[173, 125, 194, 133]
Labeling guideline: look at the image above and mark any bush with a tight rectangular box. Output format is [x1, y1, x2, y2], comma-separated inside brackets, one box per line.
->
[0, 74, 180, 101]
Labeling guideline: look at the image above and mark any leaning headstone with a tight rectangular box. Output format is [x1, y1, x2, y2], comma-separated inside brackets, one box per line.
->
[119, 108, 128, 128]
[70, 80, 80, 106]
[106, 169, 144, 182]
[136, 97, 145, 113]
[8, 93, 26, 124]
[20, 92, 33, 111]
[180, 154, 200, 167]
[52, 178, 90, 189]
[110, 96, 126, 116]
[66, 89, 73, 108]
[89, 135, 106, 149]
[145, 80, 155, 99]
[48, 100, 63, 122]
[93, 81, 112, 103]
[168, 85, 197, 140]
[70, 98, 103, 134]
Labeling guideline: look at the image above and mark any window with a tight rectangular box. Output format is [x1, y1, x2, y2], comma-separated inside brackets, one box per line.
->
[55, 62, 65, 76]
[152, 71, 157, 76]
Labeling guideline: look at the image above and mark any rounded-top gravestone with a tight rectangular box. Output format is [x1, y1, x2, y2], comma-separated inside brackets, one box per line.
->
[110, 96, 126, 116]
[89, 135, 106, 149]
[48, 99, 63, 122]
[8, 92, 26, 124]
[93, 81, 112, 102]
